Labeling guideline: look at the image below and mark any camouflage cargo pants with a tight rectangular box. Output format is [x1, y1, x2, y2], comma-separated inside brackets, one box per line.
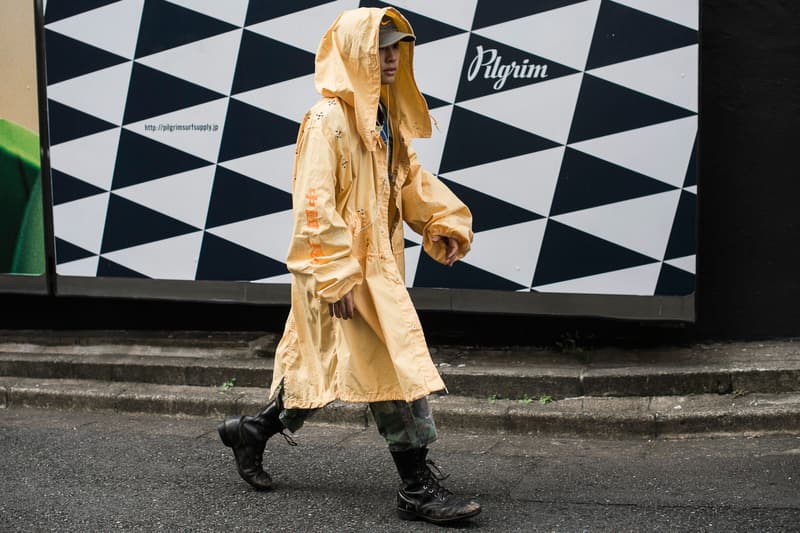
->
[278, 394, 438, 452]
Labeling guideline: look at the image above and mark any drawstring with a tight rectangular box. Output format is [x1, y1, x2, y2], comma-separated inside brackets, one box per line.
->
[373, 130, 385, 149]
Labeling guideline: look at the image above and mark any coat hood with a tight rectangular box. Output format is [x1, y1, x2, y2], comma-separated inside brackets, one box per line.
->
[314, 7, 432, 150]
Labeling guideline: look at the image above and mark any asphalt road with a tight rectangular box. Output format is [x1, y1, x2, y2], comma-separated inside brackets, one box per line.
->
[1, 406, 799, 532]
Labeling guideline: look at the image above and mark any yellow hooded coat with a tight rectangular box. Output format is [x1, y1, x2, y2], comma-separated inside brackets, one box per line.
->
[270, 7, 473, 409]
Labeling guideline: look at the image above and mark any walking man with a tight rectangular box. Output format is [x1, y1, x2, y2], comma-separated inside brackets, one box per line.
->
[218, 7, 480, 525]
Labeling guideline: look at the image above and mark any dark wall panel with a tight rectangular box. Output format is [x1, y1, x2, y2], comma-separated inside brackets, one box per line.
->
[696, 0, 800, 338]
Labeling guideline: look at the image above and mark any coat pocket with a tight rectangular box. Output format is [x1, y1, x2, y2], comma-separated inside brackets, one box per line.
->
[346, 207, 373, 259]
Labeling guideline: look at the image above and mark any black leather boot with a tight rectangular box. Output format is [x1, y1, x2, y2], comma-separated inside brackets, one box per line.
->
[390, 448, 481, 524]
[218, 395, 287, 490]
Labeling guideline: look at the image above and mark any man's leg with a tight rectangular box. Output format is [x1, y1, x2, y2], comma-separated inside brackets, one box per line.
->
[370, 398, 481, 524]
[218, 384, 316, 490]
[370, 397, 438, 452]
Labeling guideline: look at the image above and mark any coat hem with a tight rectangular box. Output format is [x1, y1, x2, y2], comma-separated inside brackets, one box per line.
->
[282, 386, 446, 410]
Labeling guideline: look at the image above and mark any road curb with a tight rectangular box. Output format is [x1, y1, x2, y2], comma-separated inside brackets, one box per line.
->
[2, 332, 800, 437]
[3, 349, 800, 401]
[3, 377, 799, 438]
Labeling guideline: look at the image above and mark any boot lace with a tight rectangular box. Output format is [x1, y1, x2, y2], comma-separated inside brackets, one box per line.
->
[279, 430, 298, 447]
[420, 460, 452, 500]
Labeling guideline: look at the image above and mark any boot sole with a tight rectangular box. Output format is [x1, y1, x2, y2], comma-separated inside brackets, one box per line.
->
[397, 507, 481, 524]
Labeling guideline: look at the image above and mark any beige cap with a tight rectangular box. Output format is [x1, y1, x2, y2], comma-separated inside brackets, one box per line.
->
[379, 17, 415, 48]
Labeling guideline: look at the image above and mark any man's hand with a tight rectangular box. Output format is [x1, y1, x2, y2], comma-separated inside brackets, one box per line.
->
[431, 234, 460, 267]
[328, 290, 355, 320]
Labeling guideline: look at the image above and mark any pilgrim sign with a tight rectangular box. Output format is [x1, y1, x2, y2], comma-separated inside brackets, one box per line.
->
[40, 0, 698, 318]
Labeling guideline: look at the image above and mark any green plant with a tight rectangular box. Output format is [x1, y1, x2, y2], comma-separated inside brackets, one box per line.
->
[220, 378, 236, 391]
[538, 394, 554, 405]
[488, 394, 499, 404]
[556, 329, 590, 354]
[517, 394, 534, 404]
[554, 329, 596, 356]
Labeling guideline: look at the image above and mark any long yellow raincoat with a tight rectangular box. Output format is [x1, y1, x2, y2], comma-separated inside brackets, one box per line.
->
[270, 7, 473, 409]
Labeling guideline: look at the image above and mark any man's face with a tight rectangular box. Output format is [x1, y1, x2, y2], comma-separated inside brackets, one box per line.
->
[379, 43, 400, 85]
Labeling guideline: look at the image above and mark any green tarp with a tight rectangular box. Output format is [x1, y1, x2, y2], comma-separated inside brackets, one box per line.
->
[0, 118, 45, 274]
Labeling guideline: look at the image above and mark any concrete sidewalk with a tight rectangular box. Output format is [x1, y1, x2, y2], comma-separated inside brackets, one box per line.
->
[1, 329, 799, 438]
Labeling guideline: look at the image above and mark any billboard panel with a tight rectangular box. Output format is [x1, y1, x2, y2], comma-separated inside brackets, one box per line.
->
[39, 0, 699, 318]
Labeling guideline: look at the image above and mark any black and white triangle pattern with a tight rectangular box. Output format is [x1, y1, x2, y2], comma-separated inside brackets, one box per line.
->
[44, 0, 698, 296]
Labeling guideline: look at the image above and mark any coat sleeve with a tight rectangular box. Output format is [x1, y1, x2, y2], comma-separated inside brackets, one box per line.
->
[286, 118, 362, 303]
[401, 145, 473, 265]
